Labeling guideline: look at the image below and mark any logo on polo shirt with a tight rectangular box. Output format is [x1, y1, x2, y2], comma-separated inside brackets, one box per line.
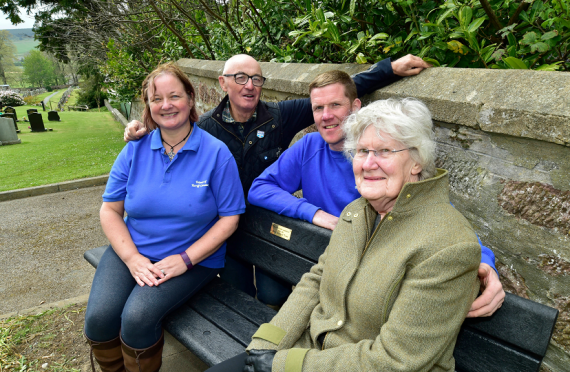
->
[192, 180, 209, 188]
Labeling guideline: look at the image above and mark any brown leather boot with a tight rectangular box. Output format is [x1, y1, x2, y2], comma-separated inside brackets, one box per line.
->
[121, 331, 164, 372]
[84, 333, 125, 372]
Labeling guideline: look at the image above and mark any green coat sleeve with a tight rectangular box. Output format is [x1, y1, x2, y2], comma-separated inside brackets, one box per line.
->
[272, 242, 480, 372]
[246, 248, 328, 352]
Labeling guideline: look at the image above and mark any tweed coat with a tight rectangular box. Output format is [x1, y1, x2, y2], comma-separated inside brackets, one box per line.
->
[247, 169, 480, 372]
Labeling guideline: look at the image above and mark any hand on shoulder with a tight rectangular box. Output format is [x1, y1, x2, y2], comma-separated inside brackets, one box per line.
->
[124, 120, 148, 142]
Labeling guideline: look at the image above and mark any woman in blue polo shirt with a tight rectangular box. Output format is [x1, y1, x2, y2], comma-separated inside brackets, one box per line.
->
[84, 63, 245, 372]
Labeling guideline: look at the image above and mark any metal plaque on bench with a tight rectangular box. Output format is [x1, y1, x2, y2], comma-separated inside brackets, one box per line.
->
[270, 223, 292, 241]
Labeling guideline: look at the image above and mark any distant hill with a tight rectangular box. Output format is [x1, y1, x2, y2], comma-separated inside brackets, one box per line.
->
[3, 28, 39, 61]
[6, 28, 35, 41]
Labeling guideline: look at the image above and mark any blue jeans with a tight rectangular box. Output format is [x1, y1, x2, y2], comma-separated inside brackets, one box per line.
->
[84, 246, 219, 348]
[219, 256, 292, 306]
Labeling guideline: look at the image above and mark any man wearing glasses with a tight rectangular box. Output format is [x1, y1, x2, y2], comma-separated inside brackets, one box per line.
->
[125, 54, 430, 195]
[124, 53, 431, 304]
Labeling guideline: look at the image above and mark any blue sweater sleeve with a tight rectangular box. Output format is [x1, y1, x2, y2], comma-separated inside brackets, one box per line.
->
[248, 137, 320, 222]
[478, 235, 498, 276]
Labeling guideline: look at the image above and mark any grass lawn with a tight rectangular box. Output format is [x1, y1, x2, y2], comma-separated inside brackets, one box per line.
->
[0, 106, 126, 192]
[66, 89, 80, 106]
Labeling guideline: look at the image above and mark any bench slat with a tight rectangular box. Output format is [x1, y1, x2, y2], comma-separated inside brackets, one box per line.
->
[227, 230, 315, 285]
[189, 291, 260, 347]
[83, 245, 108, 268]
[240, 205, 330, 262]
[461, 292, 558, 357]
[164, 304, 245, 367]
[454, 327, 541, 372]
[205, 279, 277, 326]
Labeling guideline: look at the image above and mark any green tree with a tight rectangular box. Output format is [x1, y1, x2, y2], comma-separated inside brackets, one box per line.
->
[22, 50, 54, 88]
[0, 30, 17, 85]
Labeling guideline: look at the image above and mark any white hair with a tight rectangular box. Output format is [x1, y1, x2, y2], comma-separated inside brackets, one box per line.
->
[342, 98, 436, 180]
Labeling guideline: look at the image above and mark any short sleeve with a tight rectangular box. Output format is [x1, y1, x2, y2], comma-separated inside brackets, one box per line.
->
[102, 144, 132, 202]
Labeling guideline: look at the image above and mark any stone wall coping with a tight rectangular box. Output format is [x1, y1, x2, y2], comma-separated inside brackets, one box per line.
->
[0, 175, 108, 202]
[177, 58, 570, 146]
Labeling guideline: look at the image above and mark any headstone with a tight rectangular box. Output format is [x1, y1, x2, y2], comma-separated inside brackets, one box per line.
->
[1, 113, 19, 133]
[0, 117, 21, 144]
[48, 110, 61, 121]
[29, 112, 50, 132]
[27, 108, 38, 116]
[4, 106, 17, 121]
[41, 101, 46, 111]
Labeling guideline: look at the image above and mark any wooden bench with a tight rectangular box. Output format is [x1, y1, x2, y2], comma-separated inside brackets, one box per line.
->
[84, 205, 559, 372]
[68, 105, 88, 111]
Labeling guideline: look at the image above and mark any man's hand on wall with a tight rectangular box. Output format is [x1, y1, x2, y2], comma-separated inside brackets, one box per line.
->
[391, 54, 432, 77]
[124, 120, 148, 142]
[467, 263, 505, 318]
[312, 210, 339, 231]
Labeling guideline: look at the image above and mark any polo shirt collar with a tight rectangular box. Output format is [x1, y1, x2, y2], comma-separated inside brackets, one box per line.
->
[150, 124, 202, 153]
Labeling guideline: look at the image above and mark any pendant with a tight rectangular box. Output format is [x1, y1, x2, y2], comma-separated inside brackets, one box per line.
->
[166, 148, 175, 161]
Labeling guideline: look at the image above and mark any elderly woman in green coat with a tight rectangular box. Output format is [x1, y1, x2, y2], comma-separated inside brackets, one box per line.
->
[209, 98, 481, 372]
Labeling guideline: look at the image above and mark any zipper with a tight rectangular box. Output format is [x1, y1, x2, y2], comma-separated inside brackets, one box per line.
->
[212, 116, 244, 145]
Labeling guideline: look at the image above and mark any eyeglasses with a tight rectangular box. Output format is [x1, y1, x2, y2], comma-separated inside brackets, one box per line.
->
[223, 73, 267, 87]
[349, 147, 412, 160]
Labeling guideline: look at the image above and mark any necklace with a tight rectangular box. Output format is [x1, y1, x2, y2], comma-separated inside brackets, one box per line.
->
[161, 126, 192, 161]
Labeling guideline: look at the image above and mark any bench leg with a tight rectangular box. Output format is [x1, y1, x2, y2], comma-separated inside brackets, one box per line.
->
[84, 333, 125, 372]
[121, 330, 164, 372]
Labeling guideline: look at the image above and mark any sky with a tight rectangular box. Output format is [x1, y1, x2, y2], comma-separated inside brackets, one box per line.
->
[0, 7, 37, 30]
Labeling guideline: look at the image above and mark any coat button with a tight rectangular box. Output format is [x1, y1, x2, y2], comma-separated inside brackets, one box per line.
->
[249, 141, 253, 144]
[353, 213, 358, 217]
[337, 320, 343, 326]
[406, 194, 411, 198]
[387, 216, 393, 221]
[346, 212, 351, 216]
[272, 125, 275, 128]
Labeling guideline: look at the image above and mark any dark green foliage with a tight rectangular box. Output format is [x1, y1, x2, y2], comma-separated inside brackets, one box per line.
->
[15, 0, 568, 101]
[76, 75, 107, 109]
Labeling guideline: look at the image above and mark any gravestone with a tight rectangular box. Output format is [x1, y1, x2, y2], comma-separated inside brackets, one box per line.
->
[29, 113, 52, 132]
[41, 101, 46, 111]
[27, 108, 38, 116]
[2, 113, 19, 133]
[0, 117, 21, 144]
[4, 106, 17, 121]
[48, 110, 61, 121]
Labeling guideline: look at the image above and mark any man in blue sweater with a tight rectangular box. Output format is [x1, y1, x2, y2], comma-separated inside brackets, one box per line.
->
[248, 70, 505, 317]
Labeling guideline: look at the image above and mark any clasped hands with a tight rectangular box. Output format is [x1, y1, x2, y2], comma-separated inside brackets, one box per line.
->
[125, 253, 188, 287]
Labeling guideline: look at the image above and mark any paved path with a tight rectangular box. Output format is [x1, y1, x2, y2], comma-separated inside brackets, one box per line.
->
[42, 91, 59, 105]
[0, 185, 208, 371]
[0, 186, 108, 314]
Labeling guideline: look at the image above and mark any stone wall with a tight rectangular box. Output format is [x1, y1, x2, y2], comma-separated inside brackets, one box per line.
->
[133, 60, 570, 370]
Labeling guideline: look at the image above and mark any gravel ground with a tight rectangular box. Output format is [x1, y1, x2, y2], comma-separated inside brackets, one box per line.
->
[0, 186, 108, 314]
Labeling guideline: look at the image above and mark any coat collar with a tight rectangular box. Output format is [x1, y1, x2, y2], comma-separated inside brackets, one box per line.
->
[211, 95, 275, 125]
[342, 169, 450, 225]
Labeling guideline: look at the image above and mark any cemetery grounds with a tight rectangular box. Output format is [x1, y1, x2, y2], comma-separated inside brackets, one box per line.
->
[1, 100, 126, 371]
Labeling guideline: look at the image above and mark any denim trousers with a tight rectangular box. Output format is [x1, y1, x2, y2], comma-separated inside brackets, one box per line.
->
[84, 246, 219, 348]
[219, 256, 292, 306]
